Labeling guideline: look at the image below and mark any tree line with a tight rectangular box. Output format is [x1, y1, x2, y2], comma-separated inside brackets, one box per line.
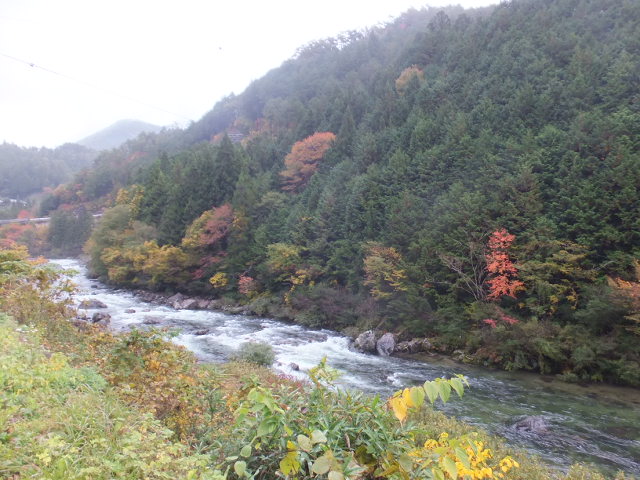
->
[40, 0, 640, 385]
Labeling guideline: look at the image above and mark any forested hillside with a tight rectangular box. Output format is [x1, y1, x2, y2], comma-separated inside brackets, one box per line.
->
[44, 0, 640, 385]
[0, 142, 96, 201]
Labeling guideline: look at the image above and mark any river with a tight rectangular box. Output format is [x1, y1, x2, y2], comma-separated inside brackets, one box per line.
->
[52, 259, 640, 476]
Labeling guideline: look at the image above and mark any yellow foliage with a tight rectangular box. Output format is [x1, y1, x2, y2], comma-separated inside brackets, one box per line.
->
[115, 184, 145, 217]
[209, 272, 229, 288]
[389, 396, 408, 422]
[395, 65, 425, 95]
[363, 243, 409, 300]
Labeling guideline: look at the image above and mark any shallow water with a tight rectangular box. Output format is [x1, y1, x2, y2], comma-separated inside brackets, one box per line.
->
[52, 259, 640, 476]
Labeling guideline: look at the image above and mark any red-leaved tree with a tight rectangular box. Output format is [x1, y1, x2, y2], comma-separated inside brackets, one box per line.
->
[182, 204, 235, 279]
[485, 229, 524, 300]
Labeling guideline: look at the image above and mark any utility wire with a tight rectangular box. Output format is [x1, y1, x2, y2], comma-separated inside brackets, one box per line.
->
[0, 51, 193, 122]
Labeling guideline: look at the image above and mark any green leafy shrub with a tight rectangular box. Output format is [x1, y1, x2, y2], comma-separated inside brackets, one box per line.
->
[232, 342, 276, 366]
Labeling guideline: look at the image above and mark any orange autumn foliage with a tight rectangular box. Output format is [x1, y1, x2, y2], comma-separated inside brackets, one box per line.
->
[280, 132, 336, 193]
[485, 229, 524, 300]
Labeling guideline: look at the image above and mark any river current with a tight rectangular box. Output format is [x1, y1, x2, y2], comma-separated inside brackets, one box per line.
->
[52, 259, 640, 476]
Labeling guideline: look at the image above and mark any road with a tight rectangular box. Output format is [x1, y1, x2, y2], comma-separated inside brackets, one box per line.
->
[0, 214, 102, 226]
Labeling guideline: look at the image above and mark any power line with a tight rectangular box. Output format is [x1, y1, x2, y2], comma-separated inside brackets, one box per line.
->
[0, 51, 193, 122]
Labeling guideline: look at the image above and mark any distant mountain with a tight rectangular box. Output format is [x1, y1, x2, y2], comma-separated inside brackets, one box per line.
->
[78, 119, 163, 151]
[0, 142, 97, 199]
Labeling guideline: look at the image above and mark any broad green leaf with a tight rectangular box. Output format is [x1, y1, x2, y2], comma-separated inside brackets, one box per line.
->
[257, 418, 276, 437]
[410, 385, 426, 408]
[450, 377, 464, 398]
[310, 430, 327, 444]
[438, 381, 451, 403]
[240, 445, 252, 458]
[442, 456, 458, 479]
[297, 434, 312, 452]
[424, 381, 439, 404]
[234, 460, 246, 477]
[454, 447, 470, 469]
[280, 451, 301, 475]
[247, 389, 264, 403]
[311, 455, 332, 475]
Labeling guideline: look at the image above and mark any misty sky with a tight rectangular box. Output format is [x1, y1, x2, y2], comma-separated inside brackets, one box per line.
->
[1, 0, 496, 148]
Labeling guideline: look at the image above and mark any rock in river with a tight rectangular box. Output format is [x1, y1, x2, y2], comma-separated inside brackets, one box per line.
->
[91, 312, 111, 324]
[395, 338, 433, 354]
[143, 316, 163, 325]
[376, 332, 396, 356]
[353, 330, 378, 353]
[512, 415, 550, 435]
[79, 299, 108, 309]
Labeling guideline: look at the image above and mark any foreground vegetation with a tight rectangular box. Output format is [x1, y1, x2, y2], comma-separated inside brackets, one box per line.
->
[1, 245, 632, 479]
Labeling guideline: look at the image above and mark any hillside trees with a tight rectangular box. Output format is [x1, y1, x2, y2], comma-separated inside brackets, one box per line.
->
[65, 0, 640, 383]
[137, 138, 242, 244]
[280, 132, 336, 192]
[0, 142, 96, 199]
[47, 206, 94, 256]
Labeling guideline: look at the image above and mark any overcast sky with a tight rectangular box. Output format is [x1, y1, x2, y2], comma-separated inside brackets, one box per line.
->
[1, 0, 496, 148]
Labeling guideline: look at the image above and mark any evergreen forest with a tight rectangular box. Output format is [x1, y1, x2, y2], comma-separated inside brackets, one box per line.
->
[39, 0, 640, 386]
[0, 142, 96, 203]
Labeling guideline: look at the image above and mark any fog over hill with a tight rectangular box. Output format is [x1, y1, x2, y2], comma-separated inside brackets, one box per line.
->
[77, 119, 163, 151]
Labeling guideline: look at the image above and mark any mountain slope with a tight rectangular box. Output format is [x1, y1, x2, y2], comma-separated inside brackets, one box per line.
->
[48, 0, 640, 386]
[77, 119, 163, 151]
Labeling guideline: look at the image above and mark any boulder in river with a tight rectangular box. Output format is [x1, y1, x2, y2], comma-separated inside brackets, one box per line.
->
[124, 308, 136, 314]
[512, 415, 550, 435]
[91, 312, 111, 324]
[395, 338, 433, 354]
[177, 298, 199, 310]
[79, 299, 108, 309]
[143, 316, 163, 325]
[353, 330, 378, 353]
[166, 293, 185, 308]
[207, 299, 223, 310]
[194, 329, 209, 336]
[196, 299, 212, 310]
[376, 332, 396, 356]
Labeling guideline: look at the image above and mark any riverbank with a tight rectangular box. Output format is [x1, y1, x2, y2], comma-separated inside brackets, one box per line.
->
[0, 300, 626, 480]
[53, 257, 640, 475]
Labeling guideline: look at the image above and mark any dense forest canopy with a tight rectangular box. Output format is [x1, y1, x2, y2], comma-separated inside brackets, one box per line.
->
[0, 142, 96, 200]
[41, 0, 640, 385]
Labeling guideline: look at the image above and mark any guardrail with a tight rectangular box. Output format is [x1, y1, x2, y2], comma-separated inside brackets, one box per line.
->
[0, 214, 102, 226]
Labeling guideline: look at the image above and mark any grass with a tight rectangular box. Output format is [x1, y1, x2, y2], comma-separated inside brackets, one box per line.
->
[0, 314, 220, 479]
